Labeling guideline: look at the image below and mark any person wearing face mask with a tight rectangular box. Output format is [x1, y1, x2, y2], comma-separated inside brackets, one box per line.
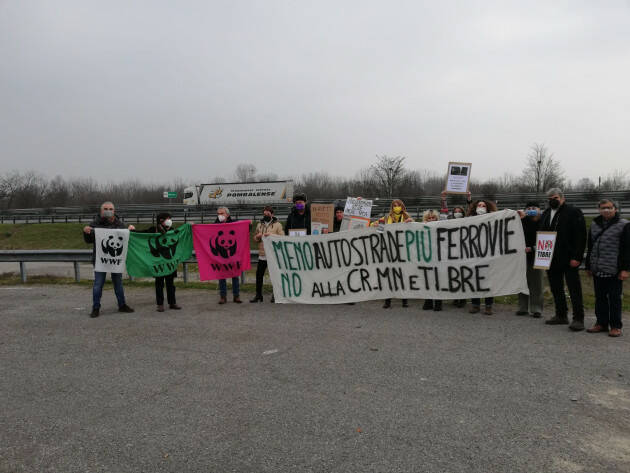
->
[142, 212, 182, 312]
[375, 199, 414, 308]
[285, 193, 311, 235]
[467, 198, 498, 315]
[250, 206, 284, 303]
[83, 201, 136, 318]
[332, 204, 344, 232]
[516, 202, 544, 318]
[539, 188, 587, 331]
[585, 199, 630, 337]
[215, 207, 242, 304]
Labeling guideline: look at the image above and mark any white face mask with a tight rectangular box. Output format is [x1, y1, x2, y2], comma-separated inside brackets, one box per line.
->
[476, 207, 487, 215]
[163, 219, 173, 228]
[218, 214, 227, 222]
[453, 212, 463, 219]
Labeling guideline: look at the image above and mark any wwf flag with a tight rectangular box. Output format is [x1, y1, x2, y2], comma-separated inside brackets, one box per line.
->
[126, 224, 193, 277]
[94, 228, 130, 273]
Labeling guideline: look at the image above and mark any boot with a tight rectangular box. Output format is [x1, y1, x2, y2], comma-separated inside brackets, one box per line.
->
[219, 296, 227, 304]
[169, 304, 182, 310]
[422, 300, 433, 310]
[484, 306, 493, 316]
[569, 318, 585, 332]
[545, 315, 569, 325]
[271, 295, 275, 303]
[233, 295, 242, 304]
[402, 299, 409, 308]
[90, 308, 100, 318]
[250, 295, 263, 303]
[157, 305, 165, 312]
[382, 299, 391, 309]
[433, 300, 442, 312]
[469, 305, 480, 314]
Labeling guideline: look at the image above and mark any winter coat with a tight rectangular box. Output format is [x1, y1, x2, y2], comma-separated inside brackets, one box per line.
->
[539, 203, 586, 270]
[141, 223, 178, 277]
[254, 217, 284, 258]
[285, 208, 311, 235]
[585, 214, 630, 275]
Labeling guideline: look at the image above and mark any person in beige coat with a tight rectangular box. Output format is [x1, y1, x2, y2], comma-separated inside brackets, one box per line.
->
[250, 206, 284, 303]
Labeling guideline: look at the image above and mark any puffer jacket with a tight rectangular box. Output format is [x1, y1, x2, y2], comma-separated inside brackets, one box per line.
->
[585, 214, 630, 275]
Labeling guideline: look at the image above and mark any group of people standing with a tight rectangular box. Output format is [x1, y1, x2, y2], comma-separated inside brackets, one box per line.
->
[84, 190, 630, 338]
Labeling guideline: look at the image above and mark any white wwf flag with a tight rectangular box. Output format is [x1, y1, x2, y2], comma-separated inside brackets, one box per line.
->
[94, 228, 129, 273]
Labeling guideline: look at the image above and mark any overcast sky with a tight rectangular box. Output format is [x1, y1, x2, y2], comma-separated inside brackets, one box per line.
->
[1, 1, 629, 185]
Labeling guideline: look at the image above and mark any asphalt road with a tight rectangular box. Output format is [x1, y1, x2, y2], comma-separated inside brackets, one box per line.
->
[2, 285, 630, 473]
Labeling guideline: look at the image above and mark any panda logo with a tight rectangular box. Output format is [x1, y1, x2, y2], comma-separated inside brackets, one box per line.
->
[209, 230, 237, 259]
[148, 229, 179, 259]
[101, 234, 124, 257]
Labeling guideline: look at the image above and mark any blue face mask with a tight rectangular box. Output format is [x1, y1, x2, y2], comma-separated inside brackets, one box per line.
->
[525, 209, 539, 217]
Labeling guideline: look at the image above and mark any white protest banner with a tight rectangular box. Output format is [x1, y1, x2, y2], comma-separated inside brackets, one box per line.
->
[533, 231, 557, 270]
[264, 209, 528, 304]
[94, 228, 129, 273]
[445, 162, 472, 194]
[340, 197, 373, 231]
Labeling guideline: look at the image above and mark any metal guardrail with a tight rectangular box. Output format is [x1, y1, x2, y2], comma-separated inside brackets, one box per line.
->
[0, 250, 260, 284]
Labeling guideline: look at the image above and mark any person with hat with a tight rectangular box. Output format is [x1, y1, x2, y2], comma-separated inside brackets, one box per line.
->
[285, 192, 311, 235]
[142, 212, 182, 312]
[516, 202, 544, 318]
[332, 204, 344, 232]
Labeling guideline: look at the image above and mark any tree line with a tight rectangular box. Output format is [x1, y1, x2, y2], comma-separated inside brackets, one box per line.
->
[1, 144, 628, 209]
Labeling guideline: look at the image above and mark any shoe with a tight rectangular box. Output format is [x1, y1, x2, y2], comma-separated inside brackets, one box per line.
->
[434, 301, 442, 312]
[169, 304, 182, 310]
[402, 299, 409, 308]
[422, 300, 433, 310]
[90, 308, 100, 318]
[484, 306, 493, 315]
[587, 324, 607, 333]
[250, 296, 263, 303]
[569, 319, 585, 332]
[609, 328, 622, 337]
[271, 296, 275, 303]
[515, 310, 529, 316]
[233, 296, 242, 303]
[455, 300, 465, 308]
[157, 305, 165, 312]
[383, 300, 391, 309]
[469, 306, 480, 314]
[219, 296, 227, 305]
[118, 304, 134, 313]
[532, 312, 542, 318]
[545, 316, 569, 325]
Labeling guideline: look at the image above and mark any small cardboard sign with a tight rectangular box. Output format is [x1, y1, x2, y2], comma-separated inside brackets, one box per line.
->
[533, 231, 557, 269]
[445, 162, 472, 194]
[311, 204, 335, 234]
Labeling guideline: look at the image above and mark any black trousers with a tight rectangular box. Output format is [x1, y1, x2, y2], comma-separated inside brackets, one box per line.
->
[155, 272, 176, 306]
[547, 266, 584, 320]
[255, 260, 268, 297]
[593, 276, 623, 329]
[471, 297, 494, 306]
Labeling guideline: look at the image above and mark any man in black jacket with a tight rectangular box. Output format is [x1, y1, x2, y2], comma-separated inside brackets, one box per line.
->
[83, 201, 135, 318]
[285, 193, 311, 235]
[517, 202, 544, 318]
[540, 188, 587, 331]
[585, 199, 630, 337]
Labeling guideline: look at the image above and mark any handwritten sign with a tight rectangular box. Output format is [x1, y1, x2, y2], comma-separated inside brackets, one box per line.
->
[310, 204, 335, 235]
[340, 197, 373, 231]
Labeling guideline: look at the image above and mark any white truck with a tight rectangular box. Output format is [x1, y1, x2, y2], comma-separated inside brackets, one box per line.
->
[182, 180, 294, 206]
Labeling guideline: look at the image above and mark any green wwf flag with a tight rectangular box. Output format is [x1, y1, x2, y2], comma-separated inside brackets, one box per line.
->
[126, 224, 193, 277]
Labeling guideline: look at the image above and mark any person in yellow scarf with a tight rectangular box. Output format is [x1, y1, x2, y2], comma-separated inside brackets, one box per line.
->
[373, 199, 414, 308]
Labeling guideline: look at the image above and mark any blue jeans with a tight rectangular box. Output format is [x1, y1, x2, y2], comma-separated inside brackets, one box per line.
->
[93, 271, 126, 309]
[219, 277, 240, 297]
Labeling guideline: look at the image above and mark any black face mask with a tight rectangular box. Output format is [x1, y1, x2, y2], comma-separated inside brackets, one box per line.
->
[548, 199, 560, 209]
[263, 215, 272, 222]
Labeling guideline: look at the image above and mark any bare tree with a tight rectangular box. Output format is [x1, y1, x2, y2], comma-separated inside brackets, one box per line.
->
[521, 144, 565, 193]
[600, 169, 628, 191]
[234, 164, 257, 182]
[371, 155, 406, 198]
